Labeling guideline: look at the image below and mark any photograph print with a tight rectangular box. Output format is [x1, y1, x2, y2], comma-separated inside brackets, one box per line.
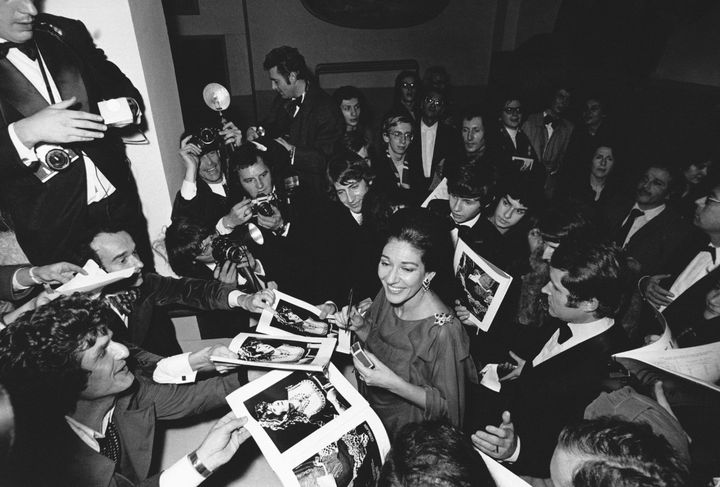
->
[244, 371, 351, 453]
[453, 239, 513, 332]
[292, 421, 384, 487]
[258, 291, 332, 338]
[215, 333, 336, 372]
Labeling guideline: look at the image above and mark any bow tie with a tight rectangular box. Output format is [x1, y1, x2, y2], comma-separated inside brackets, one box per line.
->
[104, 289, 140, 316]
[702, 246, 717, 265]
[0, 41, 37, 61]
[557, 323, 573, 344]
[543, 114, 560, 128]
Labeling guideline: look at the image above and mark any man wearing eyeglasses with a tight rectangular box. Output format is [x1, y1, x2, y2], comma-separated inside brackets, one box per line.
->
[407, 88, 463, 198]
[486, 94, 545, 196]
[640, 180, 720, 336]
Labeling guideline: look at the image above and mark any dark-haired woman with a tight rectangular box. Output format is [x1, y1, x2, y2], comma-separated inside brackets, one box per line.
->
[337, 209, 475, 437]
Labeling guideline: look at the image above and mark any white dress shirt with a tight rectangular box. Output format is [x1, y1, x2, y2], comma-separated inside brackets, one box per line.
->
[180, 177, 227, 201]
[621, 203, 666, 247]
[2, 41, 115, 204]
[532, 317, 614, 367]
[660, 246, 720, 312]
[451, 212, 481, 246]
[65, 408, 205, 487]
[504, 127, 518, 149]
[420, 121, 438, 178]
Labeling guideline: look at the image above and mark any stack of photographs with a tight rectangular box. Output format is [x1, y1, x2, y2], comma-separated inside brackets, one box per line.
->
[226, 364, 390, 487]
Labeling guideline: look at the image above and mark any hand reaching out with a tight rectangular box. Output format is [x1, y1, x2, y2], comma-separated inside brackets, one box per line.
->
[471, 411, 518, 460]
[14, 97, 107, 147]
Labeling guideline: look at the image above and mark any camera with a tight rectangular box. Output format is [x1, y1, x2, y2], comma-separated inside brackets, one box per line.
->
[250, 194, 277, 217]
[189, 127, 220, 148]
[35, 144, 80, 171]
[211, 235, 249, 265]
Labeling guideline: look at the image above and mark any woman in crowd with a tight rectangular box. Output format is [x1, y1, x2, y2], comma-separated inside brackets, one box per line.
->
[556, 142, 623, 213]
[327, 153, 393, 303]
[338, 208, 476, 438]
[675, 151, 715, 220]
[389, 70, 421, 122]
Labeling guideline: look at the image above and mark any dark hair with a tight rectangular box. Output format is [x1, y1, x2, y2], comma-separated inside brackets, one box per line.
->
[0, 294, 113, 415]
[378, 420, 495, 487]
[496, 91, 523, 115]
[75, 224, 132, 269]
[538, 206, 591, 244]
[550, 238, 623, 318]
[327, 153, 374, 189]
[459, 105, 485, 123]
[557, 417, 689, 487]
[447, 162, 494, 200]
[493, 176, 540, 211]
[382, 111, 414, 137]
[387, 208, 453, 278]
[165, 217, 214, 278]
[423, 66, 450, 90]
[262, 46, 312, 82]
[340, 130, 369, 155]
[639, 163, 682, 200]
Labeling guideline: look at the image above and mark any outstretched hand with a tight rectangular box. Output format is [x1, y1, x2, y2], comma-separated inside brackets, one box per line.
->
[195, 412, 251, 472]
[471, 411, 518, 460]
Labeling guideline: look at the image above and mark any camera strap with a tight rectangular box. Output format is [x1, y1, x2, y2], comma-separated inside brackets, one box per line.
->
[36, 46, 57, 105]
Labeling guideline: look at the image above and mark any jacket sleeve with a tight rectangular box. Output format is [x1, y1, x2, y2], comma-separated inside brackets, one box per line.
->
[144, 273, 235, 311]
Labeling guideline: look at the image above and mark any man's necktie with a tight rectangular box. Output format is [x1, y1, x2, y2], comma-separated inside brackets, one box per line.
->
[104, 289, 140, 316]
[98, 419, 121, 464]
[557, 323, 573, 344]
[543, 113, 560, 129]
[615, 208, 645, 246]
[0, 41, 38, 61]
[286, 97, 301, 117]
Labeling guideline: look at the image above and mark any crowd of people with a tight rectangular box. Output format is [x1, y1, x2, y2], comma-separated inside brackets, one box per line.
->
[0, 3, 717, 487]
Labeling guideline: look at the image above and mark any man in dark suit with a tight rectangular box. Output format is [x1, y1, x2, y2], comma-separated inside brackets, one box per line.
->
[0, 4, 152, 267]
[0, 294, 251, 487]
[171, 124, 244, 227]
[83, 227, 275, 356]
[407, 88, 464, 198]
[246, 45, 343, 194]
[223, 143, 339, 307]
[485, 95, 545, 197]
[640, 181, 720, 334]
[606, 164, 693, 276]
[468, 238, 624, 478]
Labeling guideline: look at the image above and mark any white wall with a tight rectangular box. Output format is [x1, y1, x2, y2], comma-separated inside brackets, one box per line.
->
[42, 0, 184, 275]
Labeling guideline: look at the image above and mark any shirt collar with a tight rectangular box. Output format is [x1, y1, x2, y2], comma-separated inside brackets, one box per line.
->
[632, 202, 665, 220]
[453, 212, 481, 228]
[567, 317, 614, 342]
[421, 120, 438, 131]
[66, 405, 116, 442]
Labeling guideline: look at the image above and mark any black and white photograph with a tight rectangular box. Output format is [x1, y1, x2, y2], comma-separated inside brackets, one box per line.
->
[291, 422, 384, 487]
[453, 240, 513, 332]
[258, 291, 333, 338]
[211, 333, 337, 372]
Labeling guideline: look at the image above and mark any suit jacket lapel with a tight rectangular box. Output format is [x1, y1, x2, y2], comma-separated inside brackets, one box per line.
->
[35, 30, 90, 111]
[115, 396, 155, 482]
[627, 207, 668, 245]
[0, 59, 48, 118]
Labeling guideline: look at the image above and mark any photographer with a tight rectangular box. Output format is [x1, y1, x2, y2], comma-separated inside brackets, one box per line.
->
[172, 121, 244, 227]
[223, 143, 340, 309]
[0, 7, 153, 268]
[165, 216, 271, 338]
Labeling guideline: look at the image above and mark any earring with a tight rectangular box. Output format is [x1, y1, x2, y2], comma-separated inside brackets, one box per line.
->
[422, 276, 432, 291]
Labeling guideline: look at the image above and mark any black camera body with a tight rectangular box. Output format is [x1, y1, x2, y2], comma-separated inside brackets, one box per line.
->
[250, 195, 277, 217]
[35, 144, 80, 172]
[211, 235, 249, 265]
[189, 127, 220, 148]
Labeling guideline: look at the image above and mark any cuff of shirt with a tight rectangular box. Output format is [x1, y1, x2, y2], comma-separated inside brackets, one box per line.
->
[159, 455, 207, 487]
[153, 352, 197, 384]
[11, 268, 31, 292]
[180, 180, 198, 201]
[228, 290, 248, 308]
[216, 217, 233, 235]
[504, 436, 520, 463]
[8, 123, 38, 165]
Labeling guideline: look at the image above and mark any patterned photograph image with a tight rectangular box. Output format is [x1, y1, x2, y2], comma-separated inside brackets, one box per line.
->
[272, 300, 329, 337]
[292, 422, 383, 487]
[456, 253, 500, 321]
[237, 336, 320, 365]
[245, 371, 350, 453]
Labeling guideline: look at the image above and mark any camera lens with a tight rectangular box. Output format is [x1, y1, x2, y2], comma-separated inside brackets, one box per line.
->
[256, 202, 274, 217]
[45, 149, 71, 171]
[199, 127, 217, 145]
[211, 236, 246, 264]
